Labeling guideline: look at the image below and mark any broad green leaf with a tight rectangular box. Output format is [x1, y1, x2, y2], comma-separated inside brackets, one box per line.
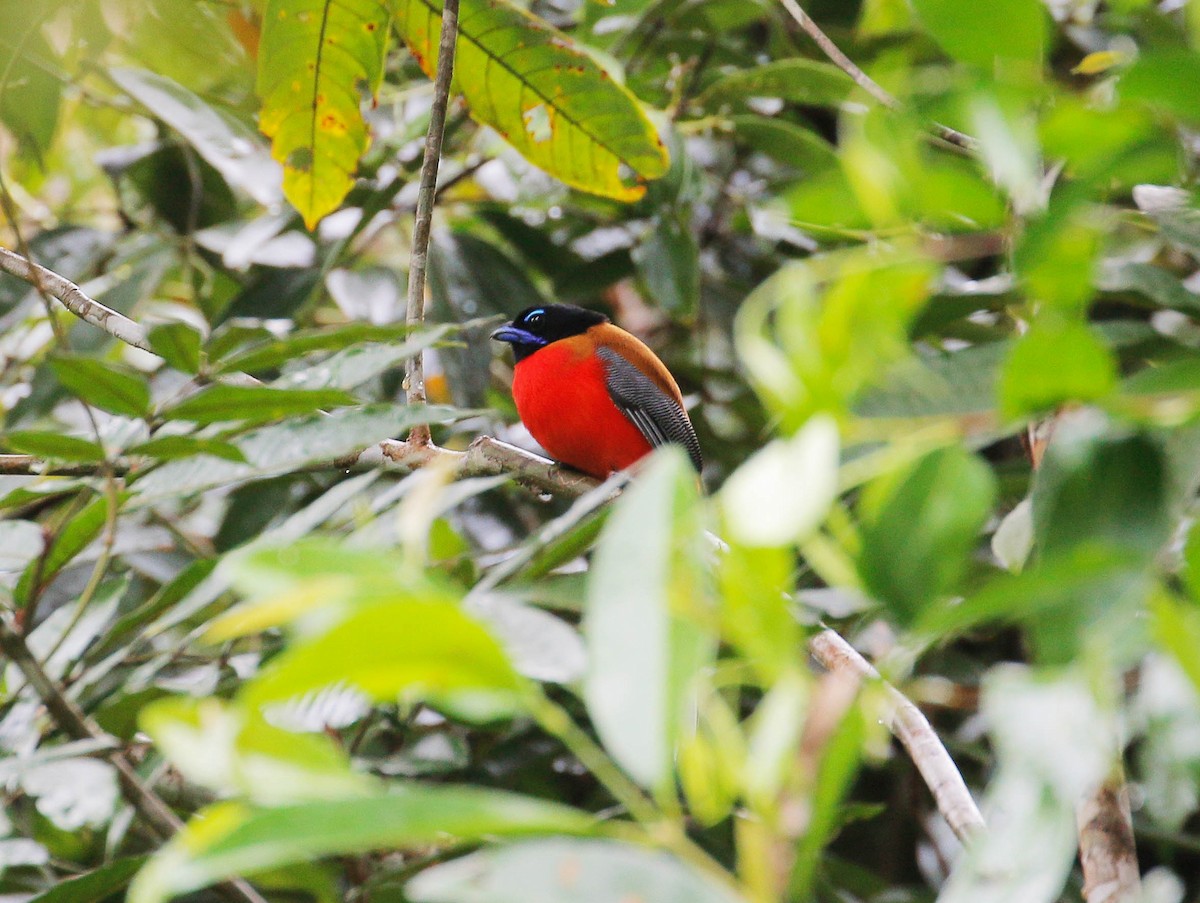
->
[1151, 592, 1200, 694]
[584, 448, 714, 791]
[721, 414, 839, 547]
[396, 0, 669, 201]
[131, 403, 465, 499]
[0, 15, 60, 158]
[242, 598, 526, 722]
[408, 838, 746, 903]
[632, 211, 698, 314]
[26, 856, 148, 903]
[727, 115, 838, 172]
[698, 59, 855, 108]
[277, 329, 455, 391]
[148, 322, 204, 374]
[858, 445, 996, 626]
[4, 431, 105, 462]
[998, 317, 1116, 419]
[50, 356, 151, 418]
[109, 67, 281, 205]
[257, 0, 392, 227]
[129, 791, 597, 903]
[125, 436, 248, 463]
[159, 384, 357, 424]
[15, 495, 111, 607]
[912, 0, 1047, 68]
[1121, 51, 1200, 124]
[1033, 422, 1170, 562]
[214, 322, 431, 374]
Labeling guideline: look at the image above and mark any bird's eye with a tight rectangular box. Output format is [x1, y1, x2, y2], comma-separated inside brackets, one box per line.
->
[524, 308, 546, 326]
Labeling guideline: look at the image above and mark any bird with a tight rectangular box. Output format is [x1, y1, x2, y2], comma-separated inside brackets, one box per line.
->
[491, 303, 702, 479]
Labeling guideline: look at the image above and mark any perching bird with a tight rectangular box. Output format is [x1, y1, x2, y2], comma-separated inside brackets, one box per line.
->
[491, 304, 702, 479]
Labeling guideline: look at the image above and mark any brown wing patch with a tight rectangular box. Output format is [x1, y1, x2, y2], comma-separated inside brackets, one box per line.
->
[587, 323, 685, 406]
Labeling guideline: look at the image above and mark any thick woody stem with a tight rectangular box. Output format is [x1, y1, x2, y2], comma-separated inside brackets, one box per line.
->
[404, 0, 460, 446]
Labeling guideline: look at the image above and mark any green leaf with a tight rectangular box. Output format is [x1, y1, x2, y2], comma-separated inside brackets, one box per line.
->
[129, 791, 597, 903]
[148, 322, 204, 374]
[242, 598, 525, 722]
[160, 384, 357, 424]
[4, 431, 105, 462]
[912, 0, 1047, 68]
[584, 448, 714, 791]
[396, 0, 669, 201]
[27, 856, 148, 903]
[998, 317, 1116, 419]
[1098, 262, 1200, 315]
[0, 16, 61, 159]
[1033, 422, 1170, 562]
[408, 838, 746, 903]
[131, 403, 465, 499]
[15, 495, 111, 607]
[1120, 51, 1200, 124]
[277, 328, 455, 391]
[727, 115, 838, 173]
[257, 0, 392, 228]
[125, 436, 248, 463]
[857, 445, 996, 626]
[698, 59, 855, 108]
[109, 67, 281, 205]
[50, 356, 151, 418]
[214, 322, 430, 374]
[632, 211, 698, 314]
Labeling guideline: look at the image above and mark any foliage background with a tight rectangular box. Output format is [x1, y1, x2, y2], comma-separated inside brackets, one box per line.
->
[2, 0, 1200, 901]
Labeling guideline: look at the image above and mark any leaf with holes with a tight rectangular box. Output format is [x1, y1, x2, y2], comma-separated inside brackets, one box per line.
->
[396, 0, 669, 202]
[257, 0, 392, 228]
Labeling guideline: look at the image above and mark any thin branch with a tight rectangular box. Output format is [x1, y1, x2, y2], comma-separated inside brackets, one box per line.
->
[1076, 766, 1141, 901]
[0, 245, 154, 353]
[808, 628, 986, 843]
[776, 0, 977, 153]
[0, 617, 269, 903]
[404, 0, 460, 446]
[378, 435, 600, 498]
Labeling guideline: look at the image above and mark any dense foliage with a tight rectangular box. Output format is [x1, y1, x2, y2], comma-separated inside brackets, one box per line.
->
[3, 0, 1200, 901]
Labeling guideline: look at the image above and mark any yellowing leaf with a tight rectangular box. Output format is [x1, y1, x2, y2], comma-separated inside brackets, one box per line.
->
[396, 0, 669, 201]
[257, 0, 392, 228]
[1072, 50, 1131, 75]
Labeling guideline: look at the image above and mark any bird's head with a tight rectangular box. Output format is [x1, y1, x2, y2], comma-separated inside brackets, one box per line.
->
[491, 304, 608, 362]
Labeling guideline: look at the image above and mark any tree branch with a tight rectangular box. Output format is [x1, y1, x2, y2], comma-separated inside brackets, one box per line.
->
[776, 0, 977, 153]
[0, 616, 269, 903]
[404, 0, 460, 447]
[0, 245, 154, 353]
[1076, 769, 1141, 902]
[807, 628, 986, 843]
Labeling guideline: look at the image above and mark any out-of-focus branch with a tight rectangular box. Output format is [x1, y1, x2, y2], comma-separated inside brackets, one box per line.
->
[0, 617, 269, 903]
[776, 0, 977, 153]
[1076, 768, 1141, 901]
[404, 0, 460, 447]
[0, 245, 154, 353]
[808, 628, 986, 842]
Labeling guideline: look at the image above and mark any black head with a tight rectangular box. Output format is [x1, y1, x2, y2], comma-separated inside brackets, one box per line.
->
[490, 304, 608, 362]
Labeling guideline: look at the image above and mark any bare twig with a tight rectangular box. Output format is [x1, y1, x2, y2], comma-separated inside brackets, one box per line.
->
[0, 617, 269, 903]
[1076, 771, 1141, 902]
[404, 0, 460, 447]
[808, 628, 986, 842]
[776, 0, 977, 153]
[0, 245, 154, 353]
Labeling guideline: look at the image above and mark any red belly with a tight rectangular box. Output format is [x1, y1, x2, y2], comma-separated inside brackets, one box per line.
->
[512, 343, 652, 478]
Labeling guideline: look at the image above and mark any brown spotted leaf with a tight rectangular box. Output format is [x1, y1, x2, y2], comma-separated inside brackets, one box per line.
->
[396, 0, 669, 201]
[257, 0, 391, 228]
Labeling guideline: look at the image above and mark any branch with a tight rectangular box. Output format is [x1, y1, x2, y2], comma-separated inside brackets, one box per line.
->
[0, 245, 154, 353]
[1076, 769, 1141, 902]
[807, 628, 986, 843]
[379, 435, 600, 498]
[776, 0, 977, 153]
[0, 617, 269, 903]
[404, 0, 460, 446]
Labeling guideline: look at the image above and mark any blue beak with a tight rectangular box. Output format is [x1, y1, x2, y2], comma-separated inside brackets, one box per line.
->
[491, 325, 545, 346]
